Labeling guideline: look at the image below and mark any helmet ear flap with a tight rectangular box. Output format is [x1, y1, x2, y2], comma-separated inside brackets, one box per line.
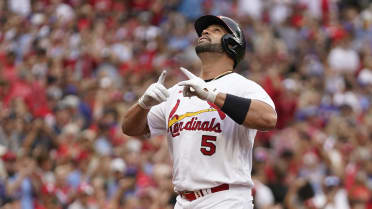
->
[221, 34, 240, 67]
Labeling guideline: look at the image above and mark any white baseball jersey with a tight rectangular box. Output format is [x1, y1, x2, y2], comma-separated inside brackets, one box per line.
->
[147, 72, 275, 192]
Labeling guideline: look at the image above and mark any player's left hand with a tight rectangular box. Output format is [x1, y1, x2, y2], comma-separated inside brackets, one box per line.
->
[178, 67, 218, 103]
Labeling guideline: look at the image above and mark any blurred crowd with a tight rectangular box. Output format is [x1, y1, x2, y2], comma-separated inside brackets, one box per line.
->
[0, 0, 371, 209]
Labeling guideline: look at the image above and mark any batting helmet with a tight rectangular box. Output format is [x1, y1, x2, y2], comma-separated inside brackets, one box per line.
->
[194, 15, 246, 68]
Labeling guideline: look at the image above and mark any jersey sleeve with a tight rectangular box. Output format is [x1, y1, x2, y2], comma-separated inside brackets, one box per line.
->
[147, 101, 167, 137]
[242, 80, 276, 110]
[147, 85, 180, 137]
[147, 98, 167, 136]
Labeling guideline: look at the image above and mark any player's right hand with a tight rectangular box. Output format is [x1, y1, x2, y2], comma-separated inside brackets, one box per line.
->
[138, 70, 169, 109]
[178, 67, 218, 103]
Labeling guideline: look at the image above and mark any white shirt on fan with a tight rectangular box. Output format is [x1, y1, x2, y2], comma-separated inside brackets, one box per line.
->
[147, 73, 275, 192]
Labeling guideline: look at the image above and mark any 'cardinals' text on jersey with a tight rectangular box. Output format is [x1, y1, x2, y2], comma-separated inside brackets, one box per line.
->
[147, 73, 275, 192]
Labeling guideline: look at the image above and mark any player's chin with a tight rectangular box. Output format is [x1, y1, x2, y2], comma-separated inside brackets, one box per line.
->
[196, 41, 209, 47]
[195, 43, 224, 54]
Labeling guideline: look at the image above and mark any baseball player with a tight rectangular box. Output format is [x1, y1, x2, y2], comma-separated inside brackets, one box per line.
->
[122, 15, 277, 209]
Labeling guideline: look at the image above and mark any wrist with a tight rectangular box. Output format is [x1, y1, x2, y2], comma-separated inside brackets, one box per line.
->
[206, 91, 218, 103]
[221, 94, 251, 124]
[213, 93, 226, 107]
[138, 97, 151, 109]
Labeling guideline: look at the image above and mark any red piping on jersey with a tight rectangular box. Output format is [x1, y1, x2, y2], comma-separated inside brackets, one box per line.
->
[207, 101, 226, 120]
[169, 99, 180, 121]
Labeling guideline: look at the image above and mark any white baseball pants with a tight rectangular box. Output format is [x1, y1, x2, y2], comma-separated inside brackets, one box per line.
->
[174, 185, 253, 209]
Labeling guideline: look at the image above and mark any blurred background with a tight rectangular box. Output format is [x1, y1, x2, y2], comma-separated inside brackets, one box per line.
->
[0, 0, 371, 208]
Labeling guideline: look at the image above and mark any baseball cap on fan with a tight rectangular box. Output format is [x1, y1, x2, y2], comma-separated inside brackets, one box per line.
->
[111, 158, 127, 173]
[61, 95, 79, 108]
[1, 151, 16, 162]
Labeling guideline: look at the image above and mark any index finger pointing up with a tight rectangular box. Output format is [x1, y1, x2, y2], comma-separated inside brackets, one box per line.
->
[180, 67, 197, 79]
[157, 70, 167, 84]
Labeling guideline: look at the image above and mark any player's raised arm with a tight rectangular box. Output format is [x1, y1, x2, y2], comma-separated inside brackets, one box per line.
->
[214, 93, 277, 131]
[121, 71, 169, 136]
[179, 67, 277, 131]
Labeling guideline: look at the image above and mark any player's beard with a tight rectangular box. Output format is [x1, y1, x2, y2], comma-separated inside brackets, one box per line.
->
[195, 43, 224, 55]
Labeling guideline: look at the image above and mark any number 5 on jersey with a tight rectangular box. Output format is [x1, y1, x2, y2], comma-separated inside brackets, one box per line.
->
[200, 135, 217, 156]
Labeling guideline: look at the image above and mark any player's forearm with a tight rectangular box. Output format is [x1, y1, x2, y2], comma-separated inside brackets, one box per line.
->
[243, 99, 277, 130]
[214, 93, 277, 131]
[121, 104, 150, 136]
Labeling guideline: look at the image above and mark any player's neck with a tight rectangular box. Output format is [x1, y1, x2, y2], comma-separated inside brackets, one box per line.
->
[200, 59, 234, 80]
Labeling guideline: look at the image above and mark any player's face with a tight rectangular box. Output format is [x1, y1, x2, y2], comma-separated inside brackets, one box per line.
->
[198, 24, 228, 45]
[195, 24, 227, 54]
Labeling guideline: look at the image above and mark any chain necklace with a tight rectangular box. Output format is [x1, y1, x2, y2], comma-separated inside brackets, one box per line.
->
[210, 70, 233, 81]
